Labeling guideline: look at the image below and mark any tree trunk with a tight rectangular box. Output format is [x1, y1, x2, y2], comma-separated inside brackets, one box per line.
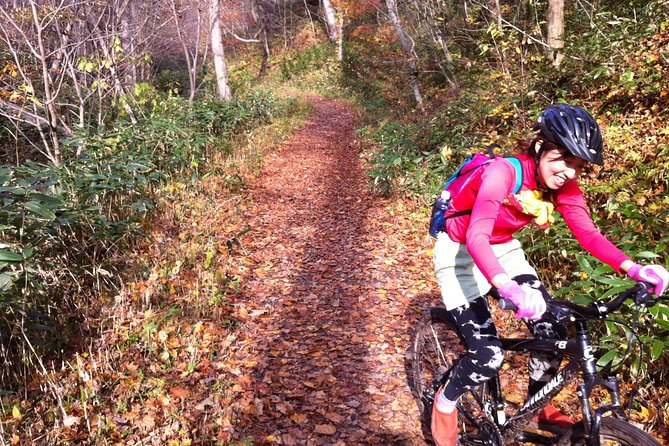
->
[121, 0, 137, 85]
[254, 1, 271, 75]
[30, 2, 63, 164]
[459, 0, 469, 20]
[335, 10, 343, 61]
[93, 27, 138, 124]
[487, 0, 501, 28]
[210, 0, 232, 99]
[321, 0, 338, 43]
[547, 0, 565, 67]
[386, 0, 423, 108]
[170, 0, 203, 102]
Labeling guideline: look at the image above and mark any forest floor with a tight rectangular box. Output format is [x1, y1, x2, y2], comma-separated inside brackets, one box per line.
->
[227, 95, 435, 445]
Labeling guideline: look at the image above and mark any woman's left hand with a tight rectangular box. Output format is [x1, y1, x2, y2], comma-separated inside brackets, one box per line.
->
[627, 264, 669, 296]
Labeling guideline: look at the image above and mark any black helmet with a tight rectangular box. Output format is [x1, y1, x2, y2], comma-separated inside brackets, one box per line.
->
[533, 104, 604, 166]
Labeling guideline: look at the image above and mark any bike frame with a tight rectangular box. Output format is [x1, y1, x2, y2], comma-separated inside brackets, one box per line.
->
[461, 318, 628, 446]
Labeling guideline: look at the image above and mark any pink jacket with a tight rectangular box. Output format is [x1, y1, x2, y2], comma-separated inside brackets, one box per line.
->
[445, 154, 631, 283]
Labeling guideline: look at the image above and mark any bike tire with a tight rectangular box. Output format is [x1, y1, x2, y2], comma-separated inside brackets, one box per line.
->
[558, 417, 662, 446]
[410, 308, 496, 445]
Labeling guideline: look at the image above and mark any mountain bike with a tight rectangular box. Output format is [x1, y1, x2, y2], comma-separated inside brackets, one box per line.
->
[410, 282, 663, 445]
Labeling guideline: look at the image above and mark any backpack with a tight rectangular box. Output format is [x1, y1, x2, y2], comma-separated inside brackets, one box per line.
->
[429, 145, 523, 238]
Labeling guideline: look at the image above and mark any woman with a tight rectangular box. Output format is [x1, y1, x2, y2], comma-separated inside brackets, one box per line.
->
[430, 104, 669, 446]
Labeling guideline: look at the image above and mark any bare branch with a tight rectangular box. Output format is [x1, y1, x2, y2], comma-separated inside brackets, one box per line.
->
[222, 25, 261, 43]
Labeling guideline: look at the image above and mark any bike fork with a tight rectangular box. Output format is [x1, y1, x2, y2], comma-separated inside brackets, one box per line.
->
[578, 375, 626, 446]
[490, 375, 506, 425]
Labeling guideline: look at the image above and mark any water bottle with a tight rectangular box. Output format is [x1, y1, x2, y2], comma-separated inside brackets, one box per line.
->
[429, 190, 451, 238]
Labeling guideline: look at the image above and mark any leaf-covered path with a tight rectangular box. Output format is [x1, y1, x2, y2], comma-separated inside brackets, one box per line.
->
[230, 96, 436, 445]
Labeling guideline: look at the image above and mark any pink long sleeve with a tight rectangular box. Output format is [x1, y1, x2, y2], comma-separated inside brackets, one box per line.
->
[444, 154, 631, 283]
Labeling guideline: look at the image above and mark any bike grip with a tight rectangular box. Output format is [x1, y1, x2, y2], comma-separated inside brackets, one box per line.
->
[498, 298, 517, 311]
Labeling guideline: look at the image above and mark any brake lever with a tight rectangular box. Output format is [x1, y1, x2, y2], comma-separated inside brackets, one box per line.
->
[634, 282, 657, 307]
[549, 305, 574, 323]
[498, 298, 574, 322]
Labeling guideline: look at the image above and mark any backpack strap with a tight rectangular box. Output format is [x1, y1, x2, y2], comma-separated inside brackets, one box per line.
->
[442, 154, 475, 191]
[506, 156, 523, 193]
[443, 155, 524, 222]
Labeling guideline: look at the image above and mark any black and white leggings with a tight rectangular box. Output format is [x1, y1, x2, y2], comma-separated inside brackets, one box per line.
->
[441, 274, 568, 402]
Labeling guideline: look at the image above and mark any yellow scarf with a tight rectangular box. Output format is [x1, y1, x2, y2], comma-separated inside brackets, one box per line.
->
[505, 190, 555, 228]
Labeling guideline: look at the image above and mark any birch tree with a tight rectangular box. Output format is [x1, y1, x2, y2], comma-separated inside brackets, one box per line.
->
[321, 0, 339, 44]
[405, 0, 455, 85]
[254, 0, 273, 74]
[0, 0, 171, 163]
[487, 0, 501, 28]
[0, 1, 71, 164]
[547, 0, 565, 67]
[386, 0, 423, 108]
[210, 0, 232, 99]
[169, 0, 207, 101]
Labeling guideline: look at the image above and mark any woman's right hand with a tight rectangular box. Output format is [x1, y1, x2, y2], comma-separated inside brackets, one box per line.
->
[626, 264, 669, 296]
[497, 279, 546, 320]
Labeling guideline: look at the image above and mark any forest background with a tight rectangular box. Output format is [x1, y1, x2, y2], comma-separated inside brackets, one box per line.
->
[1, 0, 668, 444]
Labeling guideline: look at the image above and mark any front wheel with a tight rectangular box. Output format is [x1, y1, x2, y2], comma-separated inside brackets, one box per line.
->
[410, 308, 463, 425]
[410, 308, 498, 445]
[558, 417, 661, 446]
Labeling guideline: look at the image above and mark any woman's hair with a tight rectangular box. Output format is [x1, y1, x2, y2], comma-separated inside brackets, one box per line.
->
[515, 138, 574, 159]
[514, 138, 582, 199]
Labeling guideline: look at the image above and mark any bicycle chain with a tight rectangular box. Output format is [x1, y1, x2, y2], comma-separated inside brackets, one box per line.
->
[475, 416, 505, 446]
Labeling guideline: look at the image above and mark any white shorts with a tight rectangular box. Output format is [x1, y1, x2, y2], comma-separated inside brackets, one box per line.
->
[433, 232, 538, 310]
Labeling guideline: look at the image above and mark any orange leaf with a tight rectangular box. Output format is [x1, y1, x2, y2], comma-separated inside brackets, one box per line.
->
[315, 424, 337, 435]
[170, 387, 192, 398]
[290, 413, 308, 424]
[324, 412, 344, 423]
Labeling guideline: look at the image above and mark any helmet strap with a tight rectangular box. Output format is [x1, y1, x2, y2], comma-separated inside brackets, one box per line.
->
[533, 138, 549, 192]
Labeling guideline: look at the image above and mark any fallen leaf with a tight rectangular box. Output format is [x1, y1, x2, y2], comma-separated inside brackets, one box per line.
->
[290, 413, 308, 424]
[315, 424, 337, 435]
[63, 416, 80, 427]
[324, 412, 344, 423]
[170, 387, 192, 398]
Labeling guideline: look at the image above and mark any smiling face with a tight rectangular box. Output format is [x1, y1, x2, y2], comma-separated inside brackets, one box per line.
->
[538, 147, 588, 190]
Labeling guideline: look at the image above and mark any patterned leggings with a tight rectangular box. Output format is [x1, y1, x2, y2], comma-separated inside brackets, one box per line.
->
[441, 274, 567, 401]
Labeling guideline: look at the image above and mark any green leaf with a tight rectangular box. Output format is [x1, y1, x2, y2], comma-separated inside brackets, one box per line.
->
[655, 319, 669, 330]
[576, 255, 593, 274]
[635, 251, 660, 259]
[0, 186, 27, 196]
[596, 349, 618, 368]
[29, 193, 64, 206]
[29, 323, 55, 333]
[0, 272, 17, 291]
[21, 247, 34, 259]
[24, 201, 56, 220]
[0, 250, 22, 262]
[651, 340, 665, 361]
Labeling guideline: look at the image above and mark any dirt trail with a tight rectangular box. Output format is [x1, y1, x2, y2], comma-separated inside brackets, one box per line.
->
[231, 96, 437, 445]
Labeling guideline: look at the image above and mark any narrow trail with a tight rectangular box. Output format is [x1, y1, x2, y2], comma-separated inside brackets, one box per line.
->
[231, 96, 437, 445]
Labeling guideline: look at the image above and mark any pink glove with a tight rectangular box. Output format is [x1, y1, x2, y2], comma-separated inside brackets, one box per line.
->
[497, 280, 547, 320]
[627, 264, 669, 296]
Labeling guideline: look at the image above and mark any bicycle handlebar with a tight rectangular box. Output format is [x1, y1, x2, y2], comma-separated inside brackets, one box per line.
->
[497, 282, 657, 321]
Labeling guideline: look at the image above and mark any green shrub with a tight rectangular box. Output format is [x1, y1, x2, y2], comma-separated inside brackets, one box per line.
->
[154, 69, 190, 96]
[279, 44, 332, 80]
[0, 93, 278, 388]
